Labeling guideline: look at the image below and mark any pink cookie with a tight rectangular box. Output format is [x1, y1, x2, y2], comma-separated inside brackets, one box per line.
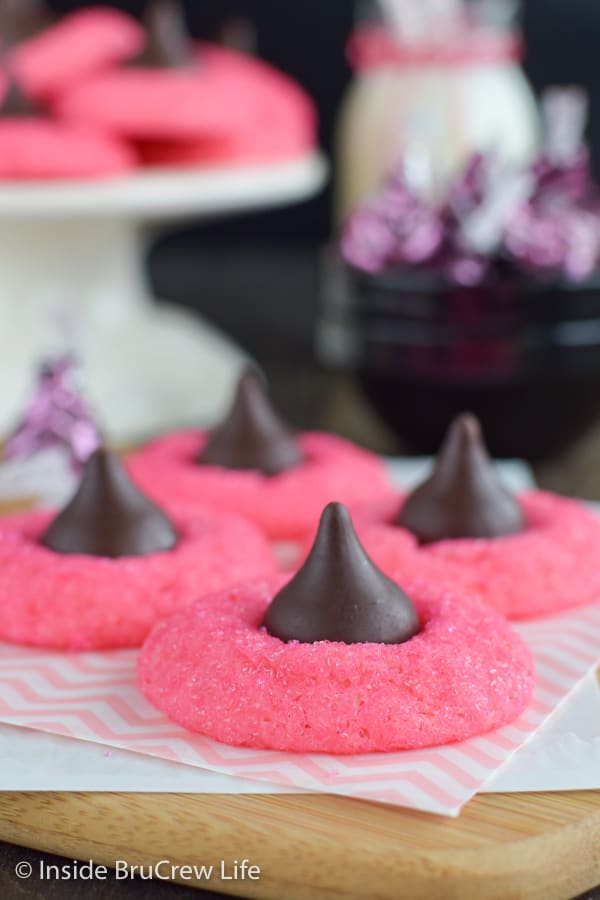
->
[358, 491, 600, 620]
[0, 508, 275, 651]
[138, 576, 534, 754]
[0, 118, 136, 180]
[10, 8, 144, 101]
[136, 49, 316, 167]
[55, 43, 317, 144]
[127, 431, 393, 540]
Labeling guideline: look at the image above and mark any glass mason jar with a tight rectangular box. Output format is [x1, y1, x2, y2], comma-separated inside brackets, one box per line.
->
[334, 0, 540, 222]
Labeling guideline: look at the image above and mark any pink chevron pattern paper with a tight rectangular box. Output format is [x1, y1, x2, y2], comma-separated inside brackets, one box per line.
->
[0, 603, 599, 816]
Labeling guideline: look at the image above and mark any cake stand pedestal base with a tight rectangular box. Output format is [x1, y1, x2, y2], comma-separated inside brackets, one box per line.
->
[0, 217, 246, 442]
[0, 155, 327, 441]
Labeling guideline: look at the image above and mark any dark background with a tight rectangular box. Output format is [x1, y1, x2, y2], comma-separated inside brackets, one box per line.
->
[43, 0, 600, 393]
[46, 0, 600, 240]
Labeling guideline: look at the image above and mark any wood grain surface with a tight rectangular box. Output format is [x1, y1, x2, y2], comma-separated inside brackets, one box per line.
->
[0, 493, 599, 900]
[0, 789, 599, 900]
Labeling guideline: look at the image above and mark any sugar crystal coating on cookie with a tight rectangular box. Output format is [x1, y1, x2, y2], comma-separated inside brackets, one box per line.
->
[138, 574, 534, 753]
[128, 428, 393, 541]
[128, 369, 392, 540]
[0, 450, 276, 650]
[358, 490, 600, 620]
[0, 507, 276, 651]
[340, 413, 600, 620]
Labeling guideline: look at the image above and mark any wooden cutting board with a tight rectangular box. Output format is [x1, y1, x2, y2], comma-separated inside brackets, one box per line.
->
[0, 501, 598, 899]
[0, 788, 599, 900]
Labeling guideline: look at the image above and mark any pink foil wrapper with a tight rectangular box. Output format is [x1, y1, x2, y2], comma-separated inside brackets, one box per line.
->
[5, 355, 101, 470]
[342, 89, 600, 285]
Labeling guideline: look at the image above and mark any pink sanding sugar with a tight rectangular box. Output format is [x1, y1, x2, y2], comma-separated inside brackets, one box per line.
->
[127, 431, 393, 541]
[358, 491, 600, 620]
[0, 509, 276, 652]
[138, 576, 535, 754]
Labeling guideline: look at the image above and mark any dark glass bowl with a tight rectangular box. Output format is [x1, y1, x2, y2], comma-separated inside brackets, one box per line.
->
[321, 261, 600, 460]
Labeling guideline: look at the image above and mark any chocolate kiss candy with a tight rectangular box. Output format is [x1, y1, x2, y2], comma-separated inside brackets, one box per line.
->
[1, 75, 41, 116]
[0, 0, 52, 47]
[397, 413, 525, 543]
[263, 502, 420, 644]
[0, 0, 49, 117]
[198, 370, 304, 476]
[136, 0, 192, 68]
[41, 448, 178, 558]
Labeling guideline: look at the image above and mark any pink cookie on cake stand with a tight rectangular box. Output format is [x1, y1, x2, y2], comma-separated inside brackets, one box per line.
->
[138, 503, 534, 754]
[127, 371, 394, 541]
[10, 7, 144, 100]
[55, 35, 317, 154]
[0, 71, 137, 179]
[0, 449, 275, 651]
[0, 12, 324, 441]
[355, 414, 600, 620]
[0, 116, 136, 179]
[134, 45, 317, 168]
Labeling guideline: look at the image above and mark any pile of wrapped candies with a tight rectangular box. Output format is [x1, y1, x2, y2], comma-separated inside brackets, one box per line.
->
[342, 88, 600, 285]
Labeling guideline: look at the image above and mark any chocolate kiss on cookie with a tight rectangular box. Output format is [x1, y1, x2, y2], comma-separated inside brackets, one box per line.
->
[0, 0, 52, 47]
[1, 74, 41, 116]
[263, 502, 420, 644]
[135, 0, 192, 68]
[397, 413, 524, 543]
[198, 370, 304, 476]
[41, 447, 178, 558]
[0, 1, 49, 117]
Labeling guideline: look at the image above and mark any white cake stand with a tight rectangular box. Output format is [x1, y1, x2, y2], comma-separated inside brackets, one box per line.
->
[0, 152, 327, 442]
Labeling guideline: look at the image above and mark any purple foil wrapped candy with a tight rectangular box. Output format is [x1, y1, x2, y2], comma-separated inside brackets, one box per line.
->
[342, 85, 600, 285]
[506, 201, 600, 282]
[532, 87, 592, 203]
[341, 205, 399, 274]
[445, 153, 488, 220]
[504, 86, 600, 279]
[532, 147, 591, 206]
[341, 166, 445, 273]
[505, 202, 569, 273]
[564, 209, 600, 281]
[5, 355, 102, 470]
